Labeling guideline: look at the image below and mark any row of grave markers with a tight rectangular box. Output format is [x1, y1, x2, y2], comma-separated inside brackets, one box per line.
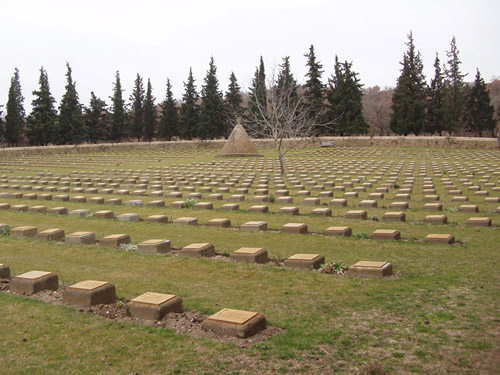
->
[1, 223, 395, 275]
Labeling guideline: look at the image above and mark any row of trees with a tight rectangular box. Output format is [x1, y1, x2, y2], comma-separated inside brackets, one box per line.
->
[0, 45, 368, 146]
[1, 36, 498, 146]
[391, 33, 497, 137]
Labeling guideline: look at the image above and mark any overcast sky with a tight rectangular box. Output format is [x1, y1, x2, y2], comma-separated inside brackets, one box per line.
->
[1, 0, 498, 112]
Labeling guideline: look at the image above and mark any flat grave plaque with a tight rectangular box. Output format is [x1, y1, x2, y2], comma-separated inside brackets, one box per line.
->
[17, 270, 53, 280]
[131, 292, 176, 306]
[208, 308, 258, 325]
[69, 280, 109, 291]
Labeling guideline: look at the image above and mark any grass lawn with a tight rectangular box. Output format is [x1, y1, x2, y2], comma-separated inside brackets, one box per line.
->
[1, 146, 499, 374]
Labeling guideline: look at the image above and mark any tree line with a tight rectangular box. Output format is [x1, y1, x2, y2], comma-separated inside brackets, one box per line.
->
[0, 35, 498, 146]
[390, 33, 497, 137]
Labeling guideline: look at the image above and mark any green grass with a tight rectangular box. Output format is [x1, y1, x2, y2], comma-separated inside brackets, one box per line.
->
[1, 146, 500, 374]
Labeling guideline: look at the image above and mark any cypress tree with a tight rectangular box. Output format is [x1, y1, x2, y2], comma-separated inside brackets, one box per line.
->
[276, 56, 298, 99]
[179, 68, 199, 139]
[158, 78, 179, 140]
[110, 71, 126, 142]
[26, 67, 58, 145]
[198, 57, 225, 139]
[327, 56, 368, 135]
[425, 54, 450, 135]
[390, 32, 427, 136]
[304, 45, 325, 131]
[58, 63, 85, 144]
[129, 73, 145, 141]
[445, 36, 468, 135]
[248, 56, 267, 128]
[84, 92, 109, 143]
[466, 69, 495, 136]
[224, 72, 244, 129]
[5, 68, 25, 146]
[143, 78, 156, 142]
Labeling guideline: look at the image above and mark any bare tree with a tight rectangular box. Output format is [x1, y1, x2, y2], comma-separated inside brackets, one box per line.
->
[244, 68, 333, 175]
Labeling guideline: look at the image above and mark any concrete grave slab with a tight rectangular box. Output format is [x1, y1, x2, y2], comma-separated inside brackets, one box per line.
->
[28, 205, 47, 213]
[201, 308, 266, 338]
[424, 234, 455, 244]
[48, 207, 68, 215]
[94, 210, 115, 219]
[359, 200, 377, 208]
[371, 229, 401, 240]
[423, 203, 443, 211]
[344, 210, 368, 220]
[117, 213, 140, 222]
[65, 231, 96, 245]
[230, 247, 268, 264]
[241, 221, 268, 231]
[71, 196, 87, 203]
[278, 206, 299, 215]
[11, 270, 58, 295]
[173, 217, 198, 226]
[311, 208, 332, 217]
[106, 198, 123, 205]
[127, 292, 183, 321]
[466, 217, 492, 227]
[280, 223, 308, 234]
[180, 243, 215, 258]
[324, 226, 352, 237]
[284, 253, 325, 270]
[37, 228, 65, 242]
[64, 280, 116, 307]
[10, 205, 28, 212]
[69, 209, 90, 217]
[220, 204, 239, 211]
[11, 226, 37, 238]
[0, 203, 10, 210]
[170, 201, 186, 208]
[390, 202, 409, 210]
[423, 215, 448, 224]
[137, 239, 171, 254]
[382, 212, 406, 222]
[89, 197, 105, 204]
[248, 205, 269, 213]
[349, 261, 393, 277]
[99, 234, 131, 248]
[207, 218, 231, 228]
[145, 214, 169, 223]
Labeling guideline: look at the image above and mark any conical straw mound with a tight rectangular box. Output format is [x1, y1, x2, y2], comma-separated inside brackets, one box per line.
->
[217, 124, 262, 157]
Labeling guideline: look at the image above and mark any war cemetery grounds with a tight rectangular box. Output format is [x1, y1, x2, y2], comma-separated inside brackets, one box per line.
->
[0, 143, 499, 374]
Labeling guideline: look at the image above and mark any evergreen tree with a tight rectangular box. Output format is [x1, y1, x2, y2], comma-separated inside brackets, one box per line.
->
[304, 45, 325, 132]
[445, 36, 468, 135]
[158, 78, 179, 140]
[276, 56, 297, 98]
[129, 73, 145, 141]
[425, 54, 450, 135]
[223, 72, 244, 129]
[58, 63, 85, 144]
[26, 67, 58, 145]
[143, 78, 156, 142]
[390, 32, 427, 136]
[198, 57, 225, 139]
[5, 68, 25, 145]
[84, 92, 109, 142]
[110, 71, 126, 142]
[327, 56, 368, 135]
[248, 56, 267, 130]
[466, 69, 495, 136]
[179, 68, 199, 139]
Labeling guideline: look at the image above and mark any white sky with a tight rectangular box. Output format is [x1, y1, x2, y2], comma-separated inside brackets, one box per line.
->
[0, 0, 498, 112]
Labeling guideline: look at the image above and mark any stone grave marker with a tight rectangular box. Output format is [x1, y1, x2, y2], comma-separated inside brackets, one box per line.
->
[230, 247, 268, 264]
[349, 261, 393, 277]
[284, 254, 325, 270]
[137, 239, 171, 254]
[201, 308, 266, 338]
[63, 280, 116, 307]
[127, 292, 183, 321]
[11, 270, 58, 295]
[180, 243, 215, 258]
